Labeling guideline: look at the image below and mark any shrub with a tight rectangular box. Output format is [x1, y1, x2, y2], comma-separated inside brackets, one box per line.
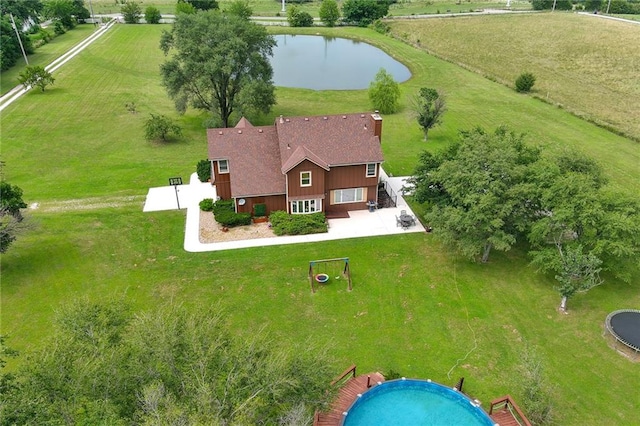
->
[368, 68, 401, 114]
[212, 199, 234, 215]
[370, 19, 390, 34]
[515, 72, 536, 93]
[214, 210, 252, 227]
[269, 211, 328, 236]
[287, 6, 314, 27]
[199, 198, 215, 211]
[145, 6, 162, 24]
[253, 203, 267, 217]
[196, 159, 211, 182]
[144, 114, 182, 142]
[54, 21, 66, 35]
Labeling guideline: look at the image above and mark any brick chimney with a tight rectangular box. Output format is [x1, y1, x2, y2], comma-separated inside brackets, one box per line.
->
[370, 111, 382, 143]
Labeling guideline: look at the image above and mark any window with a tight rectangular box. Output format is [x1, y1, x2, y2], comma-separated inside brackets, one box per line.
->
[366, 163, 377, 178]
[333, 188, 365, 204]
[218, 160, 229, 174]
[300, 171, 312, 187]
[291, 199, 321, 214]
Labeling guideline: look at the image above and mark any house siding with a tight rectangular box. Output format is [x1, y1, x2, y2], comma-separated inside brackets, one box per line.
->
[213, 161, 231, 200]
[287, 160, 326, 199]
[236, 195, 286, 215]
[325, 164, 379, 213]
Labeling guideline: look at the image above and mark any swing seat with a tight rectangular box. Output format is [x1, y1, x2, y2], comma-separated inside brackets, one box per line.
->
[315, 273, 330, 283]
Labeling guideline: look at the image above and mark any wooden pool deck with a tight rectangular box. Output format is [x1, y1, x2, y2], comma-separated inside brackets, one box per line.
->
[313, 366, 385, 426]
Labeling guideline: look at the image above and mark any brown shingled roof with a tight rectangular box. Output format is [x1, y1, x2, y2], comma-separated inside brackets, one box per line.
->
[207, 113, 384, 199]
[277, 114, 383, 168]
[207, 125, 285, 197]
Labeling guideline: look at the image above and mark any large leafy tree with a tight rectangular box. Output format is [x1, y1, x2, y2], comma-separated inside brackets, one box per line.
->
[0, 0, 39, 71]
[160, 11, 276, 128]
[409, 126, 541, 263]
[528, 153, 640, 311]
[368, 68, 400, 114]
[2, 300, 336, 424]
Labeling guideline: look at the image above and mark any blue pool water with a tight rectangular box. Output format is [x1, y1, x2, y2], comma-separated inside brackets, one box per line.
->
[342, 379, 495, 426]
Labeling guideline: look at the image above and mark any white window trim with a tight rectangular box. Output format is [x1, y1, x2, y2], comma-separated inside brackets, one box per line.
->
[218, 159, 229, 174]
[366, 163, 377, 178]
[300, 171, 312, 187]
[291, 199, 321, 214]
[333, 188, 365, 204]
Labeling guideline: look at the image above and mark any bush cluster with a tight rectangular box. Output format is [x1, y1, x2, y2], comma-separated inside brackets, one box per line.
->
[269, 211, 328, 236]
[212, 199, 251, 227]
[196, 159, 211, 182]
[199, 198, 214, 211]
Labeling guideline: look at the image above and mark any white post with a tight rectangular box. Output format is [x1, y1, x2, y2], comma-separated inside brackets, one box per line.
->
[9, 13, 29, 65]
[281, 0, 286, 12]
[606, 0, 612, 13]
[552, 0, 557, 11]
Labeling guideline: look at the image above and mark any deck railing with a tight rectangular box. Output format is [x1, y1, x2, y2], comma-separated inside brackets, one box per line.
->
[489, 395, 532, 426]
[330, 364, 357, 386]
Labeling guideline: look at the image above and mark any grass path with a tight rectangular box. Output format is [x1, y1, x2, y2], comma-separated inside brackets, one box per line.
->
[29, 195, 146, 212]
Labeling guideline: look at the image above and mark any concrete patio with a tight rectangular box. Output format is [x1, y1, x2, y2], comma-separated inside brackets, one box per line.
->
[142, 168, 425, 252]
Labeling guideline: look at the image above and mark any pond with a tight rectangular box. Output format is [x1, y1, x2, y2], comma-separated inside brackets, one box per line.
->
[271, 35, 411, 90]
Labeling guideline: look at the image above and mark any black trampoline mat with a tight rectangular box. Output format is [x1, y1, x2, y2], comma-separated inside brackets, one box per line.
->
[610, 311, 640, 349]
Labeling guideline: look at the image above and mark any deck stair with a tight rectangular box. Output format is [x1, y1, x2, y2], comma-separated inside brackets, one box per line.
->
[489, 395, 533, 426]
[314, 365, 385, 426]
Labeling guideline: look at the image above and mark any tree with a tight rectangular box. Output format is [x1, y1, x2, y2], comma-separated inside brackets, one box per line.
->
[0, 16, 33, 71]
[160, 11, 276, 128]
[527, 153, 640, 310]
[121, 1, 141, 24]
[409, 127, 541, 263]
[43, 0, 76, 29]
[18, 65, 55, 92]
[1, 300, 336, 425]
[412, 87, 446, 140]
[368, 68, 400, 114]
[180, 0, 219, 10]
[144, 114, 182, 142]
[287, 5, 314, 27]
[319, 0, 340, 27]
[226, 0, 252, 19]
[144, 6, 161, 24]
[516, 72, 536, 93]
[0, 181, 28, 253]
[175, 1, 196, 14]
[342, 0, 390, 26]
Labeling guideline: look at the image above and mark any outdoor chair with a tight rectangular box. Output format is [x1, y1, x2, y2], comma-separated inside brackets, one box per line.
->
[396, 215, 402, 227]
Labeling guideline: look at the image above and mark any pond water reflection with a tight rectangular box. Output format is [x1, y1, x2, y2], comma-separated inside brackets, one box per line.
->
[271, 35, 411, 90]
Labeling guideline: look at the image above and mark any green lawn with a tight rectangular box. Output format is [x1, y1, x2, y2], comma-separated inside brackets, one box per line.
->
[388, 13, 640, 142]
[2, 23, 640, 425]
[0, 25, 98, 96]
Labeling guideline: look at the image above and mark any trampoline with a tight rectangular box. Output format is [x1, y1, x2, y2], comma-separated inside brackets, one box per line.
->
[605, 309, 640, 353]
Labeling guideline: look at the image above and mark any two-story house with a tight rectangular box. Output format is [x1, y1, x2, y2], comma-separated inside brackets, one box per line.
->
[207, 112, 384, 217]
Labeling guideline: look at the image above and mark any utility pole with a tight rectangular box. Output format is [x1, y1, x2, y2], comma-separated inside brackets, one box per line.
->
[88, 0, 96, 26]
[9, 13, 29, 65]
[281, 0, 286, 12]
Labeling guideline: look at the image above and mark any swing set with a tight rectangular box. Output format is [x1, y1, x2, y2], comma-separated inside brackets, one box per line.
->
[308, 257, 352, 293]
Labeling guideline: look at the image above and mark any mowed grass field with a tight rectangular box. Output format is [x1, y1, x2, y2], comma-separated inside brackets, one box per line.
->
[389, 13, 640, 141]
[1, 23, 640, 424]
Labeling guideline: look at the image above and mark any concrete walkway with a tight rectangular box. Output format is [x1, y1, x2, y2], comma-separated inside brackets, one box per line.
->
[142, 169, 425, 252]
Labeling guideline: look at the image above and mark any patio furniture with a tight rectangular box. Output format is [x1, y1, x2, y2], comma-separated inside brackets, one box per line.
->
[399, 213, 415, 228]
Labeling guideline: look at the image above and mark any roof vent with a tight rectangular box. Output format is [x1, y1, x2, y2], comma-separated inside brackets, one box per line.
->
[323, 116, 328, 120]
[258, 129, 263, 133]
[279, 115, 284, 124]
[361, 114, 365, 118]
[285, 118, 290, 122]
[304, 117, 309, 121]
[238, 130, 242, 134]
[218, 131, 223, 135]
[343, 115, 347, 119]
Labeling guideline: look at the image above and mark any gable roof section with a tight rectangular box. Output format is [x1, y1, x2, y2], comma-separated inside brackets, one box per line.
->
[276, 113, 384, 169]
[207, 126, 285, 197]
[281, 146, 330, 174]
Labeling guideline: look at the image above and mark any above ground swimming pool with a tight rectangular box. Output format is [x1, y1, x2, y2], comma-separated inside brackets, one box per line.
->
[342, 379, 495, 426]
